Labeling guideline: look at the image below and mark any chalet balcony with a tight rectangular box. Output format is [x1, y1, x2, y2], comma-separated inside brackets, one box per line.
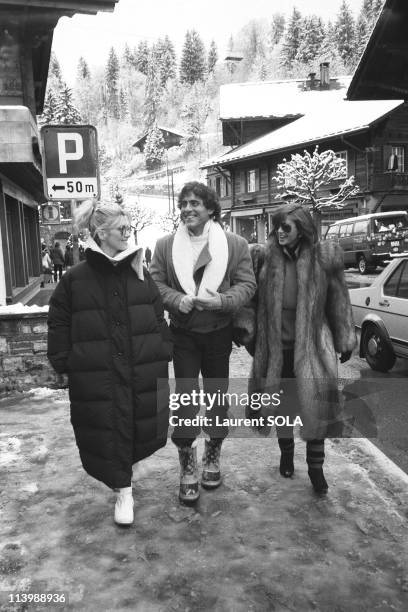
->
[371, 171, 408, 191]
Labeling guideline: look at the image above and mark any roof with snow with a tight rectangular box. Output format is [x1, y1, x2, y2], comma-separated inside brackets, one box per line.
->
[219, 77, 352, 120]
[133, 126, 186, 151]
[203, 99, 404, 167]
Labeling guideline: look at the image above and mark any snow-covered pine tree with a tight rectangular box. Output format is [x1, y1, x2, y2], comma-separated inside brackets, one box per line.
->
[144, 124, 165, 170]
[105, 47, 120, 120]
[335, 0, 356, 67]
[48, 52, 63, 89]
[270, 13, 286, 46]
[135, 40, 150, 75]
[354, 11, 370, 63]
[55, 85, 82, 124]
[295, 15, 325, 64]
[39, 89, 58, 125]
[162, 35, 177, 83]
[143, 50, 163, 130]
[77, 56, 90, 81]
[180, 30, 206, 85]
[280, 7, 303, 71]
[122, 43, 135, 68]
[180, 83, 211, 156]
[207, 40, 218, 75]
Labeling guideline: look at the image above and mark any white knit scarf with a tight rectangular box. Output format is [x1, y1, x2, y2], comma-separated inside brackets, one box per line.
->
[172, 220, 228, 297]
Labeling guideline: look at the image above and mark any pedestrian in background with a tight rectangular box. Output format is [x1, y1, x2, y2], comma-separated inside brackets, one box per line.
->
[64, 244, 74, 270]
[47, 199, 172, 525]
[41, 245, 53, 287]
[50, 241, 64, 281]
[247, 203, 356, 493]
[150, 181, 256, 503]
[144, 245, 152, 269]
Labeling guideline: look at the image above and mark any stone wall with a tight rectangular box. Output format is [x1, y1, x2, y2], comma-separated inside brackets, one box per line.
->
[0, 311, 61, 392]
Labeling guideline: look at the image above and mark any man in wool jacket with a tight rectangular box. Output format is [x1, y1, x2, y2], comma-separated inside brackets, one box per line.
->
[150, 181, 256, 503]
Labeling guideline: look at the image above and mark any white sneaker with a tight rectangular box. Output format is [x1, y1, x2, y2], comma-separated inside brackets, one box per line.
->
[114, 487, 134, 525]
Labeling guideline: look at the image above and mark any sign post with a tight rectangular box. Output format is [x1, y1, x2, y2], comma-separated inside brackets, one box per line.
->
[40, 125, 100, 264]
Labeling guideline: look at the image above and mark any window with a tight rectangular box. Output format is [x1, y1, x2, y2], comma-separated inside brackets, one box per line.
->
[387, 146, 405, 172]
[397, 262, 408, 299]
[246, 170, 256, 193]
[325, 225, 340, 239]
[353, 220, 369, 235]
[336, 151, 348, 178]
[339, 223, 353, 237]
[215, 176, 221, 196]
[224, 178, 230, 197]
[384, 261, 406, 297]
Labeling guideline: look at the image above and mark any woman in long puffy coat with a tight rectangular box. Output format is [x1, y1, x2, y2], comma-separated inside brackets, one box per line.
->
[247, 203, 356, 494]
[47, 200, 172, 525]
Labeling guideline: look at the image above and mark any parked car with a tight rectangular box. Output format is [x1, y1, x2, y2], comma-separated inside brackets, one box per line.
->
[325, 211, 408, 274]
[349, 255, 408, 371]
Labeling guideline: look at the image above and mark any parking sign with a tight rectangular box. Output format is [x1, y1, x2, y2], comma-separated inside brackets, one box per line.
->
[40, 125, 100, 200]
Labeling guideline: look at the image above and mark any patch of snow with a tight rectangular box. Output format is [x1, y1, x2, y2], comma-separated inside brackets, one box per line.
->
[20, 483, 39, 494]
[0, 303, 48, 314]
[28, 387, 60, 399]
[0, 437, 22, 466]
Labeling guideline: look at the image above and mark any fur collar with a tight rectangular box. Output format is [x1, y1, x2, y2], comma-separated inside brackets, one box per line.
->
[85, 237, 144, 280]
[172, 220, 228, 297]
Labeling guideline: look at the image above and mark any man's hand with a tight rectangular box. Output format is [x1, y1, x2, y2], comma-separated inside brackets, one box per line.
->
[193, 289, 222, 311]
[179, 295, 195, 314]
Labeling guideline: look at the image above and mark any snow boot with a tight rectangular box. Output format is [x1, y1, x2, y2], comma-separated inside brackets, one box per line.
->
[114, 486, 134, 525]
[201, 438, 222, 489]
[178, 441, 199, 503]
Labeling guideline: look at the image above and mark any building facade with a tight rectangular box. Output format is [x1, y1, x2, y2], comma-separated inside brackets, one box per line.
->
[204, 66, 408, 242]
[0, 0, 119, 305]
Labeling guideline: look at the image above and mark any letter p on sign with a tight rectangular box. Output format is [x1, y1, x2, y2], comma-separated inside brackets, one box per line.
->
[57, 133, 84, 174]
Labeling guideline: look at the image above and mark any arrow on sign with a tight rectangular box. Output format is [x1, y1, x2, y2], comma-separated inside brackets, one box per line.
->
[52, 185, 65, 191]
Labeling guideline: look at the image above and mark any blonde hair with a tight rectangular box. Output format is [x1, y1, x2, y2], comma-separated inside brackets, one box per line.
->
[74, 199, 131, 241]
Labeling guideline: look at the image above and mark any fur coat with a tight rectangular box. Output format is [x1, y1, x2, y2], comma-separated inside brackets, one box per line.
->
[237, 238, 356, 440]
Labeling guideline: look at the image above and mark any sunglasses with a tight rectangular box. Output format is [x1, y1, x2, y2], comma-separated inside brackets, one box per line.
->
[276, 222, 294, 233]
[113, 225, 134, 237]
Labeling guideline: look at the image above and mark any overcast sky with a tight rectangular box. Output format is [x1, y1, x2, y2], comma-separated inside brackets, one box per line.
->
[53, 0, 366, 83]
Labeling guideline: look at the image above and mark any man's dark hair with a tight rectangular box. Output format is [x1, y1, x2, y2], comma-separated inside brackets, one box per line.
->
[177, 181, 222, 223]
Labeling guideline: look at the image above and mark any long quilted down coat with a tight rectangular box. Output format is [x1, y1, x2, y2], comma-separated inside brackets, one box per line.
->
[47, 244, 172, 489]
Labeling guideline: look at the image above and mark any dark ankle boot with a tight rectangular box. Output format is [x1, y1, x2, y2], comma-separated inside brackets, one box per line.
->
[308, 468, 328, 494]
[278, 438, 294, 478]
[306, 439, 328, 493]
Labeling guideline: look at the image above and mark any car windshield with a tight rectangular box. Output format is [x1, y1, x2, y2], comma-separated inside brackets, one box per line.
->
[373, 215, 408, 232]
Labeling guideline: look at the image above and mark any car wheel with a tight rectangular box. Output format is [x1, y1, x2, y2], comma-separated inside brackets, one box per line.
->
[362, 325, 396, 372]
[357, 255, 368, 274]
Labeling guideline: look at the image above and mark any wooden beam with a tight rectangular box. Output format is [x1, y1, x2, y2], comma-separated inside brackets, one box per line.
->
[0, 1, 118, 14]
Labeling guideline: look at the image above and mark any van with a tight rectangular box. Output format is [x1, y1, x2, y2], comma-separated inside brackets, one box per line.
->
[324, 211, 408, 274]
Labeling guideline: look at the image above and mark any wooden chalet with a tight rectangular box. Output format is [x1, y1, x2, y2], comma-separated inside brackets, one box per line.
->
[0, 0, 119, 305]
[348, 0, 408, 101]
[133, 126, 186, 153]
[203, 62, 408, 244]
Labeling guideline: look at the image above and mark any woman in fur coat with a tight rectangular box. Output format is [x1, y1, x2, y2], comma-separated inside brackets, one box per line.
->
[249, 203, 356, 493]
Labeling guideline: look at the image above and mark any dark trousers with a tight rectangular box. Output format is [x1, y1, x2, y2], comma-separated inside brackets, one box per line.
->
[171, 324, 233, 447]
[53, 264, 63, 281]
[277, 349, 324, 462]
